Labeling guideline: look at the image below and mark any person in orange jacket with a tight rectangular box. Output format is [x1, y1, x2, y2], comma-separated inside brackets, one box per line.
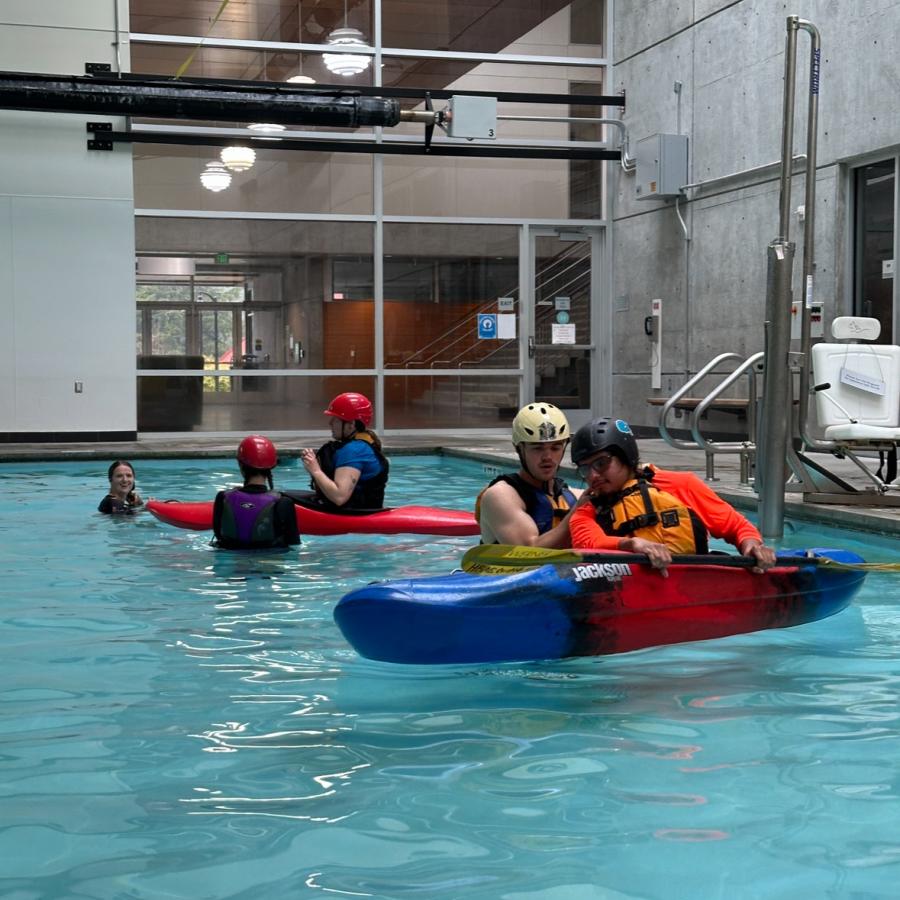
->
[568, 417, 776, 573]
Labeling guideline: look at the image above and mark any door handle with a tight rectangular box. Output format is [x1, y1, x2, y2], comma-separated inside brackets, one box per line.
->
[528, 335, 535, 359]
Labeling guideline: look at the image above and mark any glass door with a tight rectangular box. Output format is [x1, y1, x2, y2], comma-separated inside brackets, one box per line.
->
[525, 228, 600, 431]
[854, 158, 897, 343]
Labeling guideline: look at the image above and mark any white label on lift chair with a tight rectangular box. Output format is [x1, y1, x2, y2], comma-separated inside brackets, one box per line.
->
[839, 366, 886, 396]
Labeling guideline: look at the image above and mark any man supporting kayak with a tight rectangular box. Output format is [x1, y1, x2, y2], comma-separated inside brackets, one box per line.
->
[476, 402, 586, 547]
[213, 435, 300, 549]
[568, 417, 776, 572]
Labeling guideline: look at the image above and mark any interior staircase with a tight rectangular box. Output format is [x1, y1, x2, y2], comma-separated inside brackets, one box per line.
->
[395, 242, 592, 419]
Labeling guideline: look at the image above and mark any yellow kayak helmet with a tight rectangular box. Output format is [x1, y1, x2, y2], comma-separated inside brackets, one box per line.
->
[511, 402, 570, 447]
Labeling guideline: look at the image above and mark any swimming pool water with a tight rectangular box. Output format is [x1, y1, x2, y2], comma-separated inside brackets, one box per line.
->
[1, 455, 899, 899]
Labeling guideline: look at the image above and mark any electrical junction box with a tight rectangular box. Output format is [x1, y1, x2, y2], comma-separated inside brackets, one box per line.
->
[446, 95, 497, 140]
[635, 133, 688, 200]
[791, 300, 824, 340]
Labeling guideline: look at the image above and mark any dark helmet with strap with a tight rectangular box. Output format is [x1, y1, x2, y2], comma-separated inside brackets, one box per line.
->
[237, 434, 278, 470]
[571, 418, 640, 469]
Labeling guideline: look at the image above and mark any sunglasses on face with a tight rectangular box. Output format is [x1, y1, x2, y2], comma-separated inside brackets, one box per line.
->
[576, 454, 616, 479]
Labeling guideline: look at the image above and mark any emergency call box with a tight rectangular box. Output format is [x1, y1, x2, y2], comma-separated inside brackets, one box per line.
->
[635, 133, 688, 200]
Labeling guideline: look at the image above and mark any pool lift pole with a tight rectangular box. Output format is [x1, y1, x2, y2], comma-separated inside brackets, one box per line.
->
[758, 16, 820, 540]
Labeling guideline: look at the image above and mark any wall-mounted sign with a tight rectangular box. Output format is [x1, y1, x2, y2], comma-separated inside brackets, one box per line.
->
[556, 310, 570, 325]
[477, 313, 497, 339]
[498, 296, 515, 312]
[497, 314, 516, 338]
[554, 296, 571, 311]
[552, 323, 576, 344]
[215, 252, 230, 265]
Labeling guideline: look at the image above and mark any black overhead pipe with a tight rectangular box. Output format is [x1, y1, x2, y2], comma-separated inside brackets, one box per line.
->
[0, 70, 401, 128]
[113, 129, 620, 160]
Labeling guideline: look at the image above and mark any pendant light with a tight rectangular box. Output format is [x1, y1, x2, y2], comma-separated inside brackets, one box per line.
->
[200, 162, 232, 192]
[220, 145, 256, 172]
[323, 0, 371, 77]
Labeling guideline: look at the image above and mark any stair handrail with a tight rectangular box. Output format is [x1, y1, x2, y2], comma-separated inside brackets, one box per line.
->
[658, 352, 745, 450]
[689, 351, 763, 453]
[399, 294, 511, 367]
[396, 242, 586, 368]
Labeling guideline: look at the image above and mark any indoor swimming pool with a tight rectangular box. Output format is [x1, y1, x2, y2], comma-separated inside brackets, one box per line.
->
[1, 455, 899, 899]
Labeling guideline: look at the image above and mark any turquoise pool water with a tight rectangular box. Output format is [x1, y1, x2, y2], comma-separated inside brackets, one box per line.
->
[1, 455, 899, 899]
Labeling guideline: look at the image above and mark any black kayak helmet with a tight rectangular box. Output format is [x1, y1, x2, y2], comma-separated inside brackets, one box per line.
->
[570, 417, 640, 469]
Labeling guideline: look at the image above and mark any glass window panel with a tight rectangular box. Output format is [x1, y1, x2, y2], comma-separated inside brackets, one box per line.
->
[568, 79, 604, 218]
[150, 309, 186, 354]
[384, 375, 518, 429]
[133, 144, 373, 215]
[129, 0, 374, 48]
[383, 155, 573, 218]
[129, 45, 375, 97]
[199, 308, 235, 392]
[854, 160, 895, 344]
[381, 0, 599, 54]
[135, 217, 375, 371]
[384, 223, 519, 369]
[195, 284, 244, 302]
[137, 373, 375, 432]
[137, 283, 193, 302]
[534, 234, 592, 409]
[570, 0, 603, 47]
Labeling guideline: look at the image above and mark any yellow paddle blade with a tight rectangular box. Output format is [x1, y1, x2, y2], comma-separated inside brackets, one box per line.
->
[461, 543, 897, 574]
[461, 544, 581, 574]
[819, 559, 900, 573]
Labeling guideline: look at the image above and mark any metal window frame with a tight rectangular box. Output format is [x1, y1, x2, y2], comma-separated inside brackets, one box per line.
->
[131, 0, 613, 434]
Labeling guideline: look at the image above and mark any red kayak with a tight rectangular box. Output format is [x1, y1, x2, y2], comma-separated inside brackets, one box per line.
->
[147, 497, 480, 536]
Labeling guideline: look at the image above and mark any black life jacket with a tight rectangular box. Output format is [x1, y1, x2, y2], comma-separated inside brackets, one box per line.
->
[590, 470, 709, 554]
[475, 473, 576, 536]
[313, 432, 390, 510]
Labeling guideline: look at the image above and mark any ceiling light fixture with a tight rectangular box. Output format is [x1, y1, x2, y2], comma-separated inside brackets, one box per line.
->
[323, 0, 371, 77]
[287, 74, 316, 84]
[200, 162, 232, 192]
[220, 145, 256, 172]
[323, 26, 371, 76]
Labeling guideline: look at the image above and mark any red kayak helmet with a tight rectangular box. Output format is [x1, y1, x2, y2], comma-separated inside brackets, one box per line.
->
[237, 434, 278, 470]
[324, 392, 373, 426]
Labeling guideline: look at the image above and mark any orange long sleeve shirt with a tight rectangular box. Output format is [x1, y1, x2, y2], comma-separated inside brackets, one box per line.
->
[569, 465, 763, 551]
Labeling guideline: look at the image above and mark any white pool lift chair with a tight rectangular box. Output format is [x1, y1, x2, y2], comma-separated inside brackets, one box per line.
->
[810, 316, 900, 492]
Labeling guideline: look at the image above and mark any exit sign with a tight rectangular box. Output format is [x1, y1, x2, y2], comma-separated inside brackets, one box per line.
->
[215, 252, 229, 264]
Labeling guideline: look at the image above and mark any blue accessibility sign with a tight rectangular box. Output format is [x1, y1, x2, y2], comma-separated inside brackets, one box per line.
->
[477, 313, 497, 339]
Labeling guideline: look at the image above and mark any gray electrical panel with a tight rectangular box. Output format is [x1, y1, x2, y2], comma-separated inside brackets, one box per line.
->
[635, 133, 688, 200]
[446, 95, 497, 140]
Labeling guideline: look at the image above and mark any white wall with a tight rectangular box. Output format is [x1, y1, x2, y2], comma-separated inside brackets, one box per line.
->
[0, 0, 136, 436]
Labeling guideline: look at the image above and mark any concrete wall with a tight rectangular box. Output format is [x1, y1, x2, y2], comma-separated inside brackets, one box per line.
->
[0, 0, 136, 438]
[610, 0, 900, 428]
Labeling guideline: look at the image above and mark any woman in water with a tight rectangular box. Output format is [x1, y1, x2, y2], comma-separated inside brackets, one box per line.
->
[98, 460, 144, 514]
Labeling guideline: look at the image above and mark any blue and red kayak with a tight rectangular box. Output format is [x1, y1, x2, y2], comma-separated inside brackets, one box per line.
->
[147, 496, 479, 537]
[333, 549, 866, 664]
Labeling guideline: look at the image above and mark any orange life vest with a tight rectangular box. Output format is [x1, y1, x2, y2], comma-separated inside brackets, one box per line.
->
[590, 474, 708, 554]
